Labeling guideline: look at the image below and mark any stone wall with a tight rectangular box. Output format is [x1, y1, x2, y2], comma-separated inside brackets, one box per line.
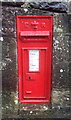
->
[1, 2, 71, 119]
[0, 0, 68, 2]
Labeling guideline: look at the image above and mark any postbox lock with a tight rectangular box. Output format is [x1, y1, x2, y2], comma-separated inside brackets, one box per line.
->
[28, 76, 32, 80]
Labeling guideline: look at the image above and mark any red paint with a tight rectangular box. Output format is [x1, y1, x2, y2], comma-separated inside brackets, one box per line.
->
[16, 16, 53, 103]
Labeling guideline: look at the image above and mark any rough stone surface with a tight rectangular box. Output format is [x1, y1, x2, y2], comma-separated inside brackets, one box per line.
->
[1, 2, 71, 119]
[29, 2, 68, 12]
[0, 0, 68, 2]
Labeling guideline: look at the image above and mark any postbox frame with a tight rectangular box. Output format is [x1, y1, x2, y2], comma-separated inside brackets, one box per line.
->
[16, 16, 53, 103]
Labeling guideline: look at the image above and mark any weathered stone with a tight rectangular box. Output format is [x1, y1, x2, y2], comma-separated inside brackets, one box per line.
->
[1, 2, 71, 119]
[29, 2, 68, 12]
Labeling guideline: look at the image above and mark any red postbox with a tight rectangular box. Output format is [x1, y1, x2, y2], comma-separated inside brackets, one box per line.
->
[16, 16, 53, 103]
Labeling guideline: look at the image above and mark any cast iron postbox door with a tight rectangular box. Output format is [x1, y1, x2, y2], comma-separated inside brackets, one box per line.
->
[16, 16, 53, 103]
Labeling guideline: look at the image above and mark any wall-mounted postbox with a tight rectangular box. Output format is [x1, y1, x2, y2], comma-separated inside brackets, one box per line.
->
[16, 16, 53, 103]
